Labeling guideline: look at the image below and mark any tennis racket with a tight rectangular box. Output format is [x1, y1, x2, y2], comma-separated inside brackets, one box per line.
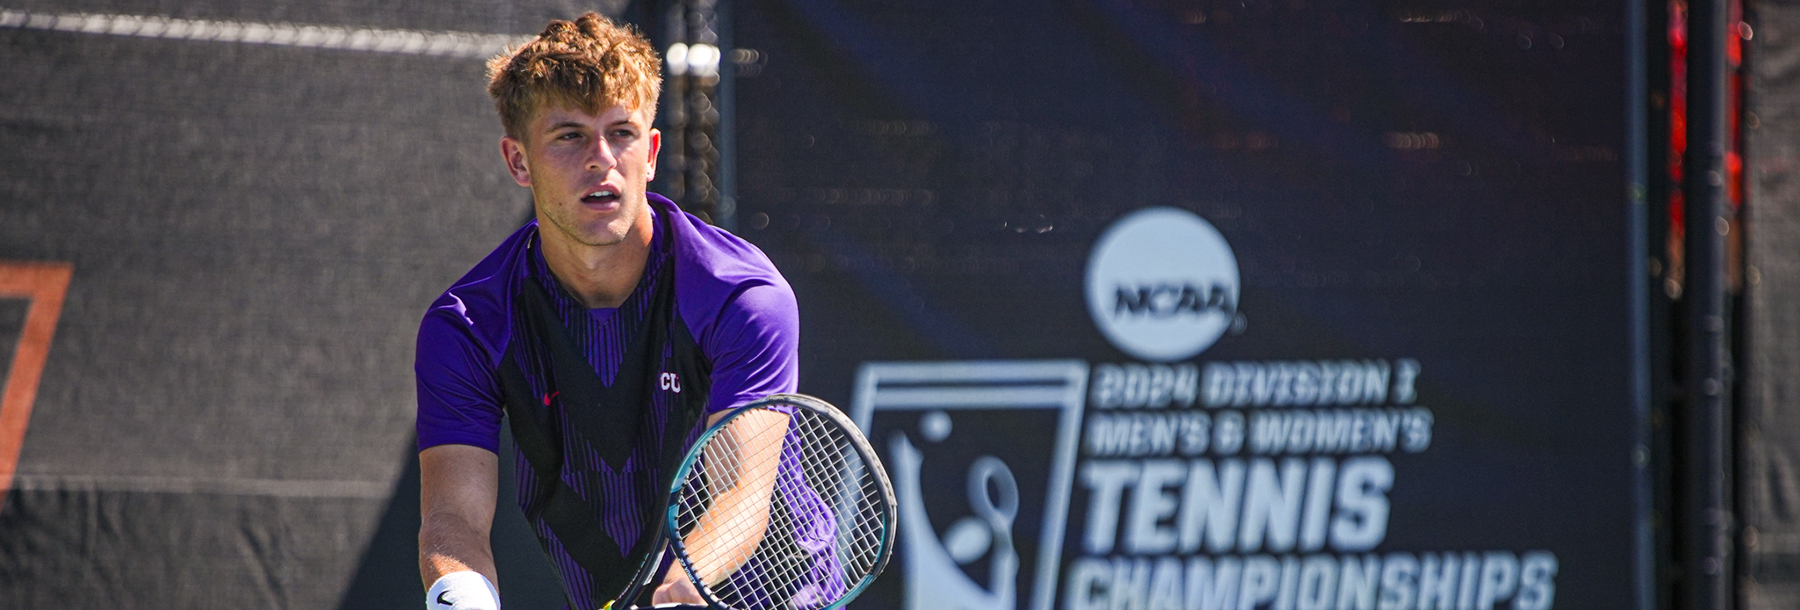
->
[611, 393, 896, 610]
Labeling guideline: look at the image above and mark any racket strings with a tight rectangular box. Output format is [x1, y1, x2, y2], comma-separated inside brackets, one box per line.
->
[672, 404, 892, 610]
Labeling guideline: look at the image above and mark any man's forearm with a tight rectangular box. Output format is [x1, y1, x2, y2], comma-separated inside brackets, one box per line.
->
[680, 409, 789, 584]
[420, 513, 499, 587]
[418, 444, 502, 591]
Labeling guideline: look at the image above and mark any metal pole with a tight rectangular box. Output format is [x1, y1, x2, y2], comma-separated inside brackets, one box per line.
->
[655, 0, 724, 225]
[1682, 0, 1733, 607]
[1624, 0, 1655, 605]
[715, 0, 737, 233]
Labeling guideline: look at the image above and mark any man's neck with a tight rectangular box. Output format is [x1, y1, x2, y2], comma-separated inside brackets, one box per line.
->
[538, 216, 654, 309]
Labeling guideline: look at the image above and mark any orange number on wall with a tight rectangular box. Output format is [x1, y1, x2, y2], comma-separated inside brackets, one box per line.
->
[0, 262, 73, 502]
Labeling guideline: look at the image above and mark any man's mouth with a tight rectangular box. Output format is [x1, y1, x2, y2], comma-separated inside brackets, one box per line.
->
[582, 189, 621, 205]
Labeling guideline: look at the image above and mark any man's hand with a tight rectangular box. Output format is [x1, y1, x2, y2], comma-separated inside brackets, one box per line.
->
[652, 567, 705, 605]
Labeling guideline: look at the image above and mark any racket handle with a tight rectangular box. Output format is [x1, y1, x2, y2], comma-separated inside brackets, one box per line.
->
[613, 549, 678, 610]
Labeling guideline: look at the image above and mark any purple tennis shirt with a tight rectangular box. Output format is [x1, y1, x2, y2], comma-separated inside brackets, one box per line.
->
[413, 194, 798, 608]
[415, 194, 798, 453]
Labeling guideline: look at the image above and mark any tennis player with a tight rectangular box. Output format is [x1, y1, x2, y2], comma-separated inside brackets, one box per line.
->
[413, 13, 797, 610]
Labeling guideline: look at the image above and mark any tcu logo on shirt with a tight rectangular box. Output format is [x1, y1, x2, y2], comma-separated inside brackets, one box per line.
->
[659, 372, 682, 393]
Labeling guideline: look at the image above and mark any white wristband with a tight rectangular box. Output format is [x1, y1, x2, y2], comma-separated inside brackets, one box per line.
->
[427, 571, 501, 610]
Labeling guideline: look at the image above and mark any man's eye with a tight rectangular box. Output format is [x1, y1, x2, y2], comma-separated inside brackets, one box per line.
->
[557, 132, 582, 141]
[611, 130, 637, 140]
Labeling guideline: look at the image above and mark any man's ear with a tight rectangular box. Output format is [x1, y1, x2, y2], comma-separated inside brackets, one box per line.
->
[645, 128, 661, 182]
[500, 136, 532, 186]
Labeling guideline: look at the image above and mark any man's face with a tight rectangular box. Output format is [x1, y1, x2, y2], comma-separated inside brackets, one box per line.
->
[502, 102, 660, 248]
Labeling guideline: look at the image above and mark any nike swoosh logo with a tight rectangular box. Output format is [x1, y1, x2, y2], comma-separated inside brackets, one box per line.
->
[437, 590, 454, 605]
[542, 391, 559, 406]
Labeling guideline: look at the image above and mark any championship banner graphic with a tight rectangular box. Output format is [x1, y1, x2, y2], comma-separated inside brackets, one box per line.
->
[851, 361, 1089, 610]
[844, 209, 1565, 610]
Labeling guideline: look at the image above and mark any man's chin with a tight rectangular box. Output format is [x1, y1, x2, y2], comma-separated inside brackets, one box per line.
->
[541, 216, 630, 248]
[567, 230, 628, 248]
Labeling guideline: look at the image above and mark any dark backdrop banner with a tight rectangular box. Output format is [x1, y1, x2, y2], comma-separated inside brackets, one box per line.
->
[0, 2, 600, 608]
[0, 0, 1664, 609]
[1746, 2, 1800, 608]
[732, 1, 1648, 609]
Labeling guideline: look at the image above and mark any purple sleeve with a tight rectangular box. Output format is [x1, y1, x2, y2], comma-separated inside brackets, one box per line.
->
[415, 297, 505, 454]
[702, 282, 800, 415]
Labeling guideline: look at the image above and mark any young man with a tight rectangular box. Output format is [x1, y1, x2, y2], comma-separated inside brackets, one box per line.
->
[414, 13, 798, 610]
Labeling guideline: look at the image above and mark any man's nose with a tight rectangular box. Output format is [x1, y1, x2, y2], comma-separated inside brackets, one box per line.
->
[587, 141, 616, 172]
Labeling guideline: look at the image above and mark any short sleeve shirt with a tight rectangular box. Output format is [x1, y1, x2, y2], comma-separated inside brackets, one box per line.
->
[413, 194, 799, 454]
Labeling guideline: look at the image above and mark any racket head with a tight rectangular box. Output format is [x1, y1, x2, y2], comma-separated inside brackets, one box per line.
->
[665, 393, 897, 610]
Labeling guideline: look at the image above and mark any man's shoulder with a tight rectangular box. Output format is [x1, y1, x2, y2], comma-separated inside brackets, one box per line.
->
[418, 222, 537, 357]
[655, 197, 799, 406]
[661, 198, 790, 294]
[656, 197, 796, 340]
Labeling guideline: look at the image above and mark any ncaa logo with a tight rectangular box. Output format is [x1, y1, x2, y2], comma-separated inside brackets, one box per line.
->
[1085, 207, 1239, 362]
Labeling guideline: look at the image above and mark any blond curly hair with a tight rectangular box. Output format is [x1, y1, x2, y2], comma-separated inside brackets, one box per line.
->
[487, 12, 662, 140]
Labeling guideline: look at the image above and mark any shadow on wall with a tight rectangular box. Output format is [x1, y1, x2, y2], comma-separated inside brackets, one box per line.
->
[336, 423, 564, 610]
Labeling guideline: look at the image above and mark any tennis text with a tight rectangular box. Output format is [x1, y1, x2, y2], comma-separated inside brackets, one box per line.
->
[1068, 358, 1560, 609]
